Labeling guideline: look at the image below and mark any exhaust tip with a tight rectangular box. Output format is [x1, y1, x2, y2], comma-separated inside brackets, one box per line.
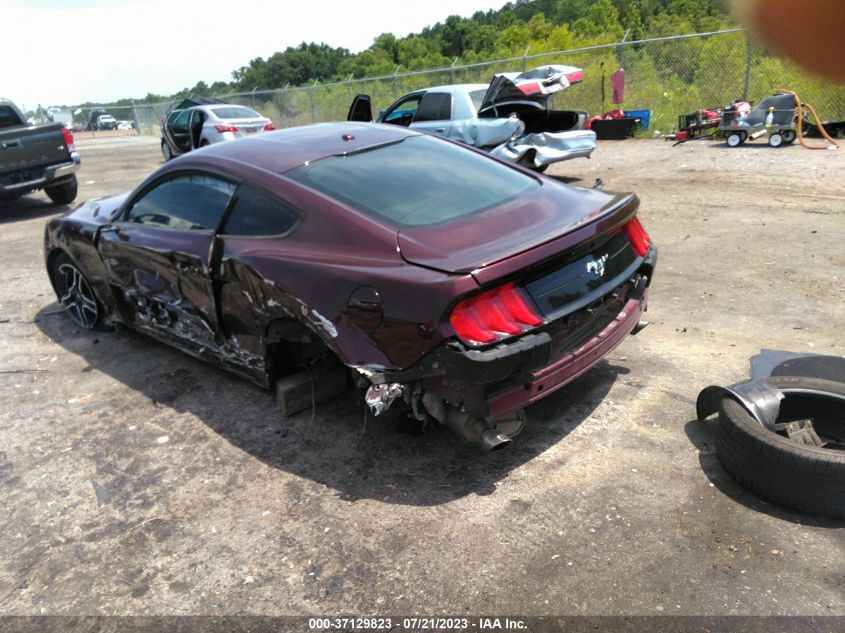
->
[481, 430, 512, 452]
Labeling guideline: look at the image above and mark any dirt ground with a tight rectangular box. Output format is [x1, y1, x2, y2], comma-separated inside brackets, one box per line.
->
[0, 134, 843, 619]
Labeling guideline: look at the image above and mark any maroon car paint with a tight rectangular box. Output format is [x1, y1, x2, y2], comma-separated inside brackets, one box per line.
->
[44, 122, 656, 445]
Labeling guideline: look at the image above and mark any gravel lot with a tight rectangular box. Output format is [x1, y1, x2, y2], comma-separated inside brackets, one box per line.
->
[1, 134, 843, 619]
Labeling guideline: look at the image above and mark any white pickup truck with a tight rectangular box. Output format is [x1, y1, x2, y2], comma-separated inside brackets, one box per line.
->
[348, 65, 596, 172]
[0, 98, 80, 204]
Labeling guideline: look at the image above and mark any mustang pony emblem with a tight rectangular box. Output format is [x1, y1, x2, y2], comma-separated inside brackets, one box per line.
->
[586, 253, 608, 277]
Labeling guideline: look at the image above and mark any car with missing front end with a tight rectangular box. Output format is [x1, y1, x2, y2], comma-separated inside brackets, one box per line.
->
[44, 122, 655, 450]
[347, 64, 596, 172]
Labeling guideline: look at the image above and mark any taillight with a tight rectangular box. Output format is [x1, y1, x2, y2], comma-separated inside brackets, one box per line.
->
[625, 217, 651, 257]
[61, 127, 74, 149]
[263, 122, 276, 131]
[449, 282, 544, 346]
[215, 124, 239, 133]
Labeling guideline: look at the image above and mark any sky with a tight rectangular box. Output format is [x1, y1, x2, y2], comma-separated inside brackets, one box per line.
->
[3, 0, 508, 111]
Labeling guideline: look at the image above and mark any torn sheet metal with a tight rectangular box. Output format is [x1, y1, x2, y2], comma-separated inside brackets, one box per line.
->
[365, 382, 407, 416]
[696, 350, 845, 430]
[490, 129, 597, 167]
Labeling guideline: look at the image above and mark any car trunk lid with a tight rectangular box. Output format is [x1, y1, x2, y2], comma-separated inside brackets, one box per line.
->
[478, 64, 584, 114]
[397, 183, 639, 284]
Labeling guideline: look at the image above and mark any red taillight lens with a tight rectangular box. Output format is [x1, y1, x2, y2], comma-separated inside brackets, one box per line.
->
[449, 282, 544, 346]
[625, 217, 651, 257]
[215, 124, 239, 133]
[263, 122, 276, 131]
[61, 127, 74, 148]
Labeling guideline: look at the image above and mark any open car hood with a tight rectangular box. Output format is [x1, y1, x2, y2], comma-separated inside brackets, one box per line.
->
[479, 64, 584, 114]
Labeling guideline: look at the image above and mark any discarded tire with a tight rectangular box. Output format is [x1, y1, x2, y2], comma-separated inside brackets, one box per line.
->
[715, 376, 845, 518]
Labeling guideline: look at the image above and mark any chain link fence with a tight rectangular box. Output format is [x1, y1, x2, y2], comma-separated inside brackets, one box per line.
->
[74, 29, 845, 139]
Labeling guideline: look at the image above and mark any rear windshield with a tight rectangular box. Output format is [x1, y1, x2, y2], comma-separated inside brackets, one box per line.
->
[286, 135, 538, 227]
[0, 105, 23, 129]
[211, 106, 261, 119]
[469, 89, 486, 113]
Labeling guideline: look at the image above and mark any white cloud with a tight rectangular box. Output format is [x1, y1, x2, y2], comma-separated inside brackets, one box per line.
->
[2, 0, 506, 109]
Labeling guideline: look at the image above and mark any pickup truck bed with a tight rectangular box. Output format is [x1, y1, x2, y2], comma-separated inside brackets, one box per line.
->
[1, 98, 80, 205]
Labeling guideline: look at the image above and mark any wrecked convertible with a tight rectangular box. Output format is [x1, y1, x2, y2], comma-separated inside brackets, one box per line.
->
[45, 122, 656, 449]
[347, 64, 596, 172]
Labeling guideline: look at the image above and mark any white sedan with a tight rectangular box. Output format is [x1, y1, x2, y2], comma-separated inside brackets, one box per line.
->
[161, 104, 275, 161]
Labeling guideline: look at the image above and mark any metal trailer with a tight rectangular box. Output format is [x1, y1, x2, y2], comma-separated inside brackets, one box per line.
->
[719, 93, 799, 148]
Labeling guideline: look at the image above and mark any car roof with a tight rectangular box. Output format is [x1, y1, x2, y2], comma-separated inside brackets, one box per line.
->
[409, 83, 488, 94]
[174, 122, 422, 175]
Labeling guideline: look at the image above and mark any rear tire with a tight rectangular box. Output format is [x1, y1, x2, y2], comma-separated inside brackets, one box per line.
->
[768, 133, 784, 147]
[782, 129, 797, 144]
[726, 133, 743, 147]
[44, 175, 78, 205]
[161, 141, 173, 161]
[715, 376, 845, 518]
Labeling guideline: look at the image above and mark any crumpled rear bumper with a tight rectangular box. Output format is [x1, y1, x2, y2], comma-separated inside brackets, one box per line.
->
[490, 129, 597, 167]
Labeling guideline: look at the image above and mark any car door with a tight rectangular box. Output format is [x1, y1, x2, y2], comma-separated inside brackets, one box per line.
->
[408, 91, 453, 138]
[188, 109, 206, 149]
[379, 93, 423, 127]
[165, 109, 191, 153]
[98, 172, 236, 350]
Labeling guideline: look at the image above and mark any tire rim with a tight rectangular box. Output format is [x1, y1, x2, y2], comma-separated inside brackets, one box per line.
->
[727, 134, 741, 147]
[162, 143, 171, 160]
[57, 262, 99, 328]
[770, 134, 783, 147]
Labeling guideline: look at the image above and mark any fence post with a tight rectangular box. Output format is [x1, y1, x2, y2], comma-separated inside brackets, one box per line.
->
[743, 35, 754, 101]
[392, 66, 400, 99]
[131, 101, 141, 135]
[450, 57, 458, 84]
[618, 29, 630, 68]
[310, 79, 319, 123]
[522, 45, 530, 72]
[251, 87, 257, 107]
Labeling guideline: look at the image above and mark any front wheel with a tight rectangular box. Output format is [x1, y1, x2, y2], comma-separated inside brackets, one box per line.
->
[50, 252, 102, 329]
[726, 133, 743, 147]
[769, 133, 784, 147]
[782, 129, 797, 144]
[44, 175, 78, 205]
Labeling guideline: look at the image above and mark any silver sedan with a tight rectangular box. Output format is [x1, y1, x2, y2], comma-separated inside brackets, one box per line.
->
[161, 104, 275, 160]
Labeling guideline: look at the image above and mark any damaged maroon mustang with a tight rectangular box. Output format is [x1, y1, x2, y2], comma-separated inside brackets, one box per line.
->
[45, 122, 656, 450]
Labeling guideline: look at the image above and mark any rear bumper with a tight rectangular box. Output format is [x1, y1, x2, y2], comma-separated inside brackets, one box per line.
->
[486, 286, 646, 421]
[429, 245, 655, 420]
[0, 157, 79, 193]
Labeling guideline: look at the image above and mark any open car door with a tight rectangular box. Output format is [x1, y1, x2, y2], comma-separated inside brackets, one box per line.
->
[347, 94, 373, 122]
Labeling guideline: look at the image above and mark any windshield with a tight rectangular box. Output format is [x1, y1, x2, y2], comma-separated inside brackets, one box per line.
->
[286, 135, 538, 227]
[211, 106, 262, 119]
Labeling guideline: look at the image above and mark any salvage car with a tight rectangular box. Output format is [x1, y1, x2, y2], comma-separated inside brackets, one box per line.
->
[348, 64, 595, 171]
[161, 103, 275, 161]
[45, 122, 655, 449]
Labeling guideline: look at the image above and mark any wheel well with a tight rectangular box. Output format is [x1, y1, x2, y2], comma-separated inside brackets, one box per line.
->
[45, 249, 68, 293]
[265, 317, 341, 383]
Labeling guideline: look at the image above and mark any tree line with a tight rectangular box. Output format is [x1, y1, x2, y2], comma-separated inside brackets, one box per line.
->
[75, 0, 732, 108]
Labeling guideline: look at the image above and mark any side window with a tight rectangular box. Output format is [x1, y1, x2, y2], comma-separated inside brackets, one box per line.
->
[170, 110, 189, 128]
[382, 95, 422, 127]
[415, 92, 451, 122]
[126, 174, 235, 230]
[222, 185, 300, 236]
